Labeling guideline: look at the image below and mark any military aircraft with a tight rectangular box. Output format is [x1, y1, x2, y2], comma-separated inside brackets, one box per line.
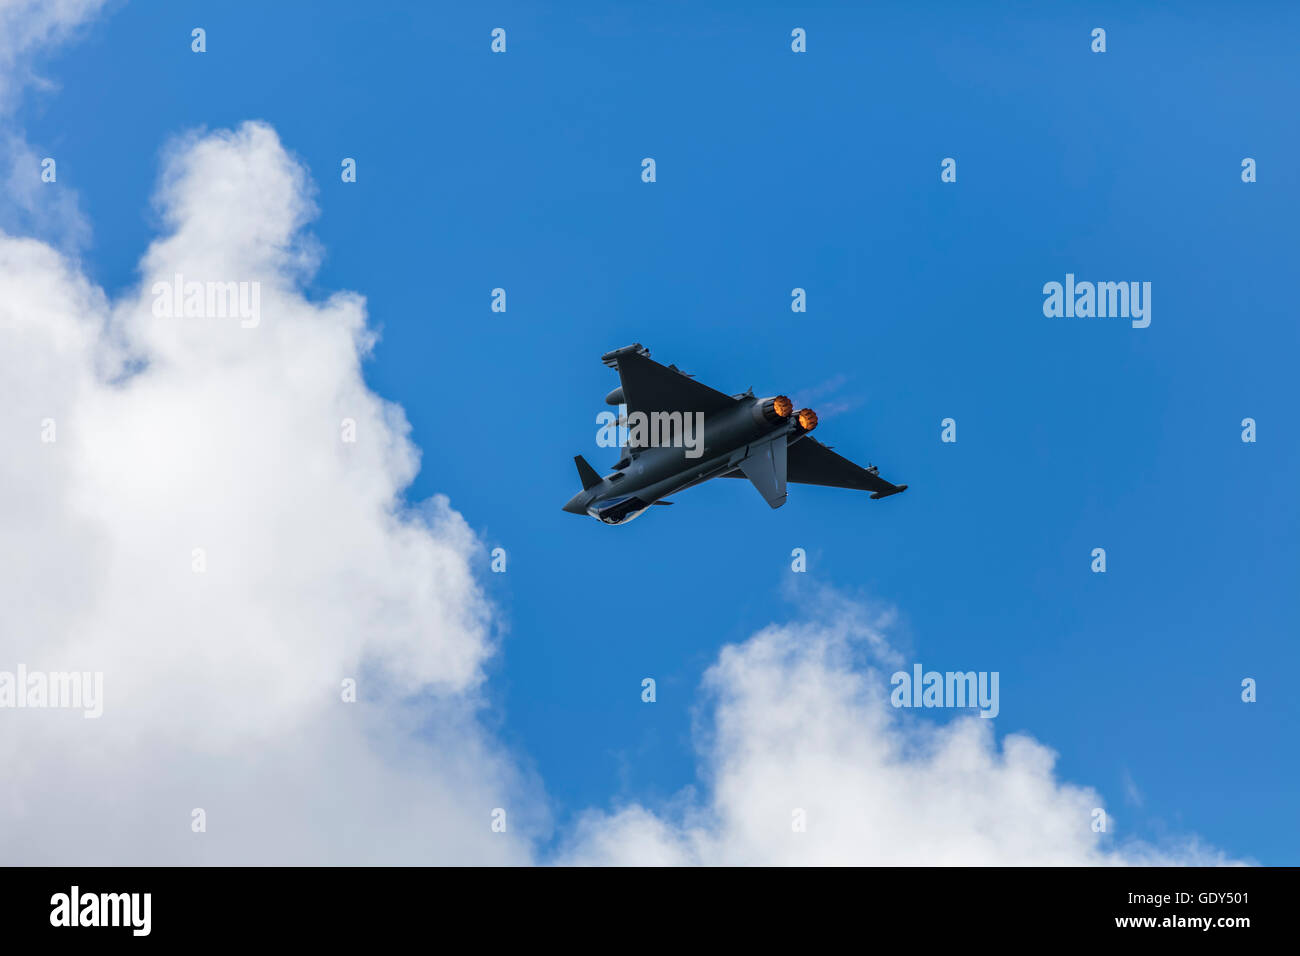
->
[563, 344, 907, 524]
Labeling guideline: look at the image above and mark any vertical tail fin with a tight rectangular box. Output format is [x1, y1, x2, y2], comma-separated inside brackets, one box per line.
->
[574, 455, 602, 490]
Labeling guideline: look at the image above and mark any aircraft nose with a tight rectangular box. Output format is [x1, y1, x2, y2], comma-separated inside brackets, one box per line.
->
[562, 492, 589, 515]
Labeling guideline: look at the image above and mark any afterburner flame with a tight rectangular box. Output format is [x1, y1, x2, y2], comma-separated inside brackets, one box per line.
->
[797, 408, 818, 431]
[773, 395, 793, 418]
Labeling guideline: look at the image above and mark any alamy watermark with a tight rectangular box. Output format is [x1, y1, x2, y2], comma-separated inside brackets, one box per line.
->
[0, 665, 103, 718]
[151, 273, 261, 328]
[50, 886, 150, 936]
[891, 663, 999, 718]
[1043, 273, 1151, 328]
[596, 406, 705, 458]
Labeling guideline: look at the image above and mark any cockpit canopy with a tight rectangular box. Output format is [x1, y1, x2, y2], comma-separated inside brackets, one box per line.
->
[588, 495, 650, 525]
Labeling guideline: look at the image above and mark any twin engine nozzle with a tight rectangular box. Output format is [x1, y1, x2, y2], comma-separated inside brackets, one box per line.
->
[758, 395, 794, 424]
[759, 395, 817, 432]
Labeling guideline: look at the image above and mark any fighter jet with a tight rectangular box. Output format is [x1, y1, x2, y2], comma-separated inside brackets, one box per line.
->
[563, 344, 907, 524]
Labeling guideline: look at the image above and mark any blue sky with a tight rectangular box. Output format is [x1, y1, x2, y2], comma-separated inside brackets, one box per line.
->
[20, 1, 1298, 861]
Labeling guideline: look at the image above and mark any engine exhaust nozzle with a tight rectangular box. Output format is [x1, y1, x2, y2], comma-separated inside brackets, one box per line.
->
[796, 408, 818, 432]
[758, 395, 794, 424]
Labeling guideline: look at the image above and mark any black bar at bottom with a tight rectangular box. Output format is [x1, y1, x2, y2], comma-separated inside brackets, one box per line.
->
[0, 865, 1289, 942]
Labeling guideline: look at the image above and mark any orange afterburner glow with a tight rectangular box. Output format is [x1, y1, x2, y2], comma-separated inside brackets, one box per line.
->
[772, 395, 793, 418]
[797, 408, 818, 431]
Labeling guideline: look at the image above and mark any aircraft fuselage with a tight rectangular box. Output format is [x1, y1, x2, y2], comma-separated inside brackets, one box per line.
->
[563, 397, 800, 524]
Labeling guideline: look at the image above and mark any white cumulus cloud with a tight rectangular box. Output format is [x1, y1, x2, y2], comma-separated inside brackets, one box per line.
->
[0, 0, 107, 248]
[0, 0, 106, 107]
[0, 121, 542, 863]
[559, 596, 1237, 866]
